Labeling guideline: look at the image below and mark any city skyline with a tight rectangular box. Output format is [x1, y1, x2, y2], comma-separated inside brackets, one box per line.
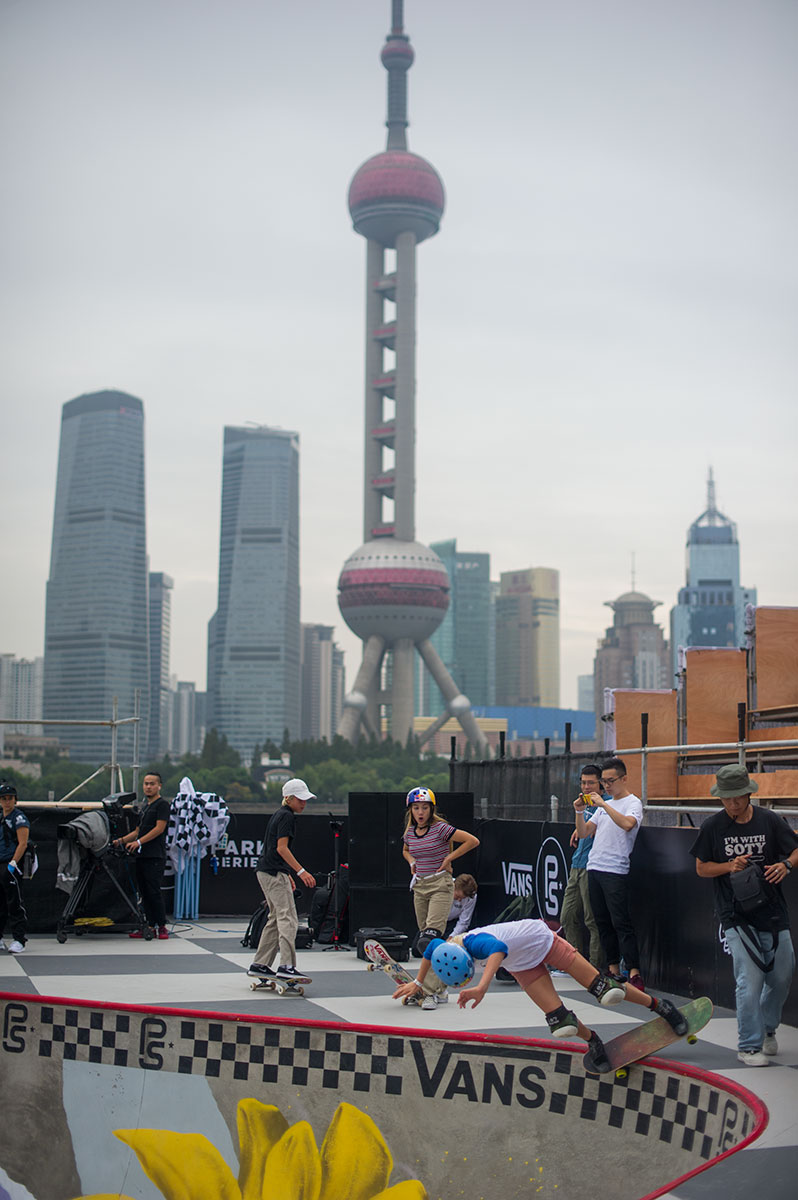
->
[2, 1, 795, 710]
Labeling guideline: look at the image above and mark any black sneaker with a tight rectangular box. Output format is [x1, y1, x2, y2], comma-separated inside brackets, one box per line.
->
[583, 1032, 611, 1074]
[248, 963, 275, 977]
[653, 997, 687, 1035]
[276, 964, 303, 979]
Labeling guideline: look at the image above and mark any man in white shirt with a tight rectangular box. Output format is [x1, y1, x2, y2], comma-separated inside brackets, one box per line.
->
[574, 757, 645, 991]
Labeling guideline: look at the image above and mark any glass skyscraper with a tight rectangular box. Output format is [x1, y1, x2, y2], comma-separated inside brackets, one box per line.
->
[148, 571, 173, 760]
[419, 539, 492, 717]
[43, 390, 149, 765]
[207, 426, 300, 763]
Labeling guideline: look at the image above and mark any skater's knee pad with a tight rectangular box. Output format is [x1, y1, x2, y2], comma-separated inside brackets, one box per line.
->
[416, 927, 443, 955]
[588, 972, 626, 1007]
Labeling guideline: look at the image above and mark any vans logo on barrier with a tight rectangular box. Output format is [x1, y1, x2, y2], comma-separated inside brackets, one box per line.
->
[410, 1041, 546, 1108]
[534, 838, 568, 920]
[501, 861, 534, 897]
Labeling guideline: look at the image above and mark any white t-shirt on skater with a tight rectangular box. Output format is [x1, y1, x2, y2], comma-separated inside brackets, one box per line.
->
[585, 794, 643, 874]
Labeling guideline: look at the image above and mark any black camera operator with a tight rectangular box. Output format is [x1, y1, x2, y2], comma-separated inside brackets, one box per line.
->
[113, 772, 171, 940]
[0, 783, 29, 953]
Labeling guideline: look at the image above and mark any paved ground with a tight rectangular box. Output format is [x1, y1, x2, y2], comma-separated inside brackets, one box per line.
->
[2, 919, 796, 1199]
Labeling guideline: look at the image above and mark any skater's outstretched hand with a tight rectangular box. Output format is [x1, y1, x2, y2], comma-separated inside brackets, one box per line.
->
[393, 981, 422, 1002]
[458, 985, 487, 1009]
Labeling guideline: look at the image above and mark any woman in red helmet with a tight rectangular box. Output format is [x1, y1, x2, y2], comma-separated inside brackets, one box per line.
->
[401, 786, 479, 1009]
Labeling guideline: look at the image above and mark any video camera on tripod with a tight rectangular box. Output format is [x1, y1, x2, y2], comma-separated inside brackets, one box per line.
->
[55, 791, 151, 943]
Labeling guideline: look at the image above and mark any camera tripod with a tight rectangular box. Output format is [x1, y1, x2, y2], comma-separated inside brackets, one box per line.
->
[323, 815, 350, 951]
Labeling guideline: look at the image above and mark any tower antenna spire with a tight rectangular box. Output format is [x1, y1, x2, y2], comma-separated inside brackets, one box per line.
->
[707, 465, 716, 514]
[383, 0, 413, 150]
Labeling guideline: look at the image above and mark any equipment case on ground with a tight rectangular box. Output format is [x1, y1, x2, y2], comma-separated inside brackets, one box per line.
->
[354, 926, 410, 962]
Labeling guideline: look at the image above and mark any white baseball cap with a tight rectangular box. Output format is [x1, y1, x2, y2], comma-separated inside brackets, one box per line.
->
[282, 778, 315, 801]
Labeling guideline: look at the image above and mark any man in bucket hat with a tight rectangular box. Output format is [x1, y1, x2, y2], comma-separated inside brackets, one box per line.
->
[690, 764, 798, 1066]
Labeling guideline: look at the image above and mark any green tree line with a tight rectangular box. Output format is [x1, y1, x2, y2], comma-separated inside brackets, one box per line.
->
[1, 730, 451, 806]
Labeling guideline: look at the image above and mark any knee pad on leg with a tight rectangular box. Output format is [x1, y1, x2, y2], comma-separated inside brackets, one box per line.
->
[416, 928, 443, 955]
[588, 972, 626, 1007]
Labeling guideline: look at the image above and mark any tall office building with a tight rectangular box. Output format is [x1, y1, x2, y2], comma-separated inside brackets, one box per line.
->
[419, 540, 491, 716]
[670, 470, 757, 673]
[170, 680, 204, 758]
[594, 589, 670, 726]
[43, 390, 149, 765]
[148, 572, 173, 760]
[335, 1, 486, 753]
[207, 426, 300, 763]
[301, 624, 345, 742]
[495, 568, 561, 708]
[0, 654, 44, 753]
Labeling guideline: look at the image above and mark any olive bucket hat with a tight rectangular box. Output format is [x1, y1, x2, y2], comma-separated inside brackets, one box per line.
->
[710, 764, 758, 798]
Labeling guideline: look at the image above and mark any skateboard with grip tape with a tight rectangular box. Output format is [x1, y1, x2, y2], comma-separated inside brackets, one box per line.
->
[583, 997, 713, 1077]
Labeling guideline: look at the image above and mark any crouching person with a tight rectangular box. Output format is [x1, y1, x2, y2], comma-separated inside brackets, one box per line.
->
[392, 918, 687, 1073]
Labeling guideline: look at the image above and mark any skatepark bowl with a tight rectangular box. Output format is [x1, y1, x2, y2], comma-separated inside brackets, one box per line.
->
[0, 993, 765, 1200]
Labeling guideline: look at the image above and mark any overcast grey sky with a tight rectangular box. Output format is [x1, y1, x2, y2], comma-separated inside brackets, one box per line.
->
[2, 0, 796, 709]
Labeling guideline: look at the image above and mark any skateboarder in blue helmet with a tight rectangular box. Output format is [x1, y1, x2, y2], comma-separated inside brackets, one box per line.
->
[392, 917, 688, 1073]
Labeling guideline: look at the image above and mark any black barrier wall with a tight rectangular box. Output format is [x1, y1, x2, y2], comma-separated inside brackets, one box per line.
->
[12, 801, 798, 1025]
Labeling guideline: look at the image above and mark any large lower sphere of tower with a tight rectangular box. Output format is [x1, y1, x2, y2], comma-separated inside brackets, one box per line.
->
[338, 540, 449, 643]
[348, 150, 445, 245]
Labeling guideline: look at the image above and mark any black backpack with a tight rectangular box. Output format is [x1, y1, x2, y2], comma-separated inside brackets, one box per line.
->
[241, 901, 270, 949]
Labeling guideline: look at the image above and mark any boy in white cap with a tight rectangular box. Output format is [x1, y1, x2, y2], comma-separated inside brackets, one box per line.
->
[248, 779, 317, 981]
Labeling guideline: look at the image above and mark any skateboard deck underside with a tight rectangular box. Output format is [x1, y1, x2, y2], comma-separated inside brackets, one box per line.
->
[593, 997, 713, 1074]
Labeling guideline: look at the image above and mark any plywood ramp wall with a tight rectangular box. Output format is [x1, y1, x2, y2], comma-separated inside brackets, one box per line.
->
[613, 689, 677, 797]
[685, 648, 747, 745]
[755, 607, 798, 710]
[677, 770, 798, 801]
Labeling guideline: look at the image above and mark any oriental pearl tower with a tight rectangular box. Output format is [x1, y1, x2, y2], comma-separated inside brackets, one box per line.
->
[337, 1, 487, 753]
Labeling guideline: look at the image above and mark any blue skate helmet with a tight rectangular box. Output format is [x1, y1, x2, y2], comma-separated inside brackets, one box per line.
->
[431, 942, 474, 988]
[406, 786, 435, 807]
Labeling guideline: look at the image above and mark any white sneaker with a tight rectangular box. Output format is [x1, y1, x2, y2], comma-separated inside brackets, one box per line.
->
[8, 940, 25, 954]
[420, 994, 437, 1011]
[762, 1035, 778, 1056]
[737, 1049, 769, 1067]
[434, 991, 449, 1005]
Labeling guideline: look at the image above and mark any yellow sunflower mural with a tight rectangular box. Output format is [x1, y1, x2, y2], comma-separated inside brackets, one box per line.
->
[73, 1098, 428, 1200]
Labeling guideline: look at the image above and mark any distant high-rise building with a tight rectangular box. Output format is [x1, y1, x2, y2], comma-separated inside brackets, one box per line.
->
[495, 568, 560, 708]
[670, 470, 757, 673]
[207, 425, 300, 763]
[419, 540, 491, 716]
[594, 589, 670, 727]
[43, 390, 149, 764]
[169, 680, 205, 758]
[148, 572, 173, 760]
[301, 625, 345, 742]
[0, 654, 44, 753]
[577, 674, 595, 713]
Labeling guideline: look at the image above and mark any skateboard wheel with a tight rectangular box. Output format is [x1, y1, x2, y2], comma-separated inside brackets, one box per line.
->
[296, 987, 304, 996]
[687, 1034, 697, 1044]
[615, 1067, 628, 1080]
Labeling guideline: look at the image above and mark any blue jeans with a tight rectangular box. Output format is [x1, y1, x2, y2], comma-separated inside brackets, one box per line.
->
[724, 926, 795, 1052]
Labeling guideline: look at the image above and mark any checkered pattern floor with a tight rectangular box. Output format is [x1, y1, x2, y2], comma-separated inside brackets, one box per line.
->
[2, 920, 796, 1199]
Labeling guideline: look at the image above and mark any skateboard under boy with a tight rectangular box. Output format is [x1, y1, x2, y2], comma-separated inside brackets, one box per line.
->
[364, 938, 419, 1002]
[583, 996, 713, 1078]
[248, 971, 312, 996]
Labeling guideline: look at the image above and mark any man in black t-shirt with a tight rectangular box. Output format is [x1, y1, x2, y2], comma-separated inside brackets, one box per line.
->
[249, 778, 317, 981]
[690, 764, 798, 1067]
[114, 772, 172, 939]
